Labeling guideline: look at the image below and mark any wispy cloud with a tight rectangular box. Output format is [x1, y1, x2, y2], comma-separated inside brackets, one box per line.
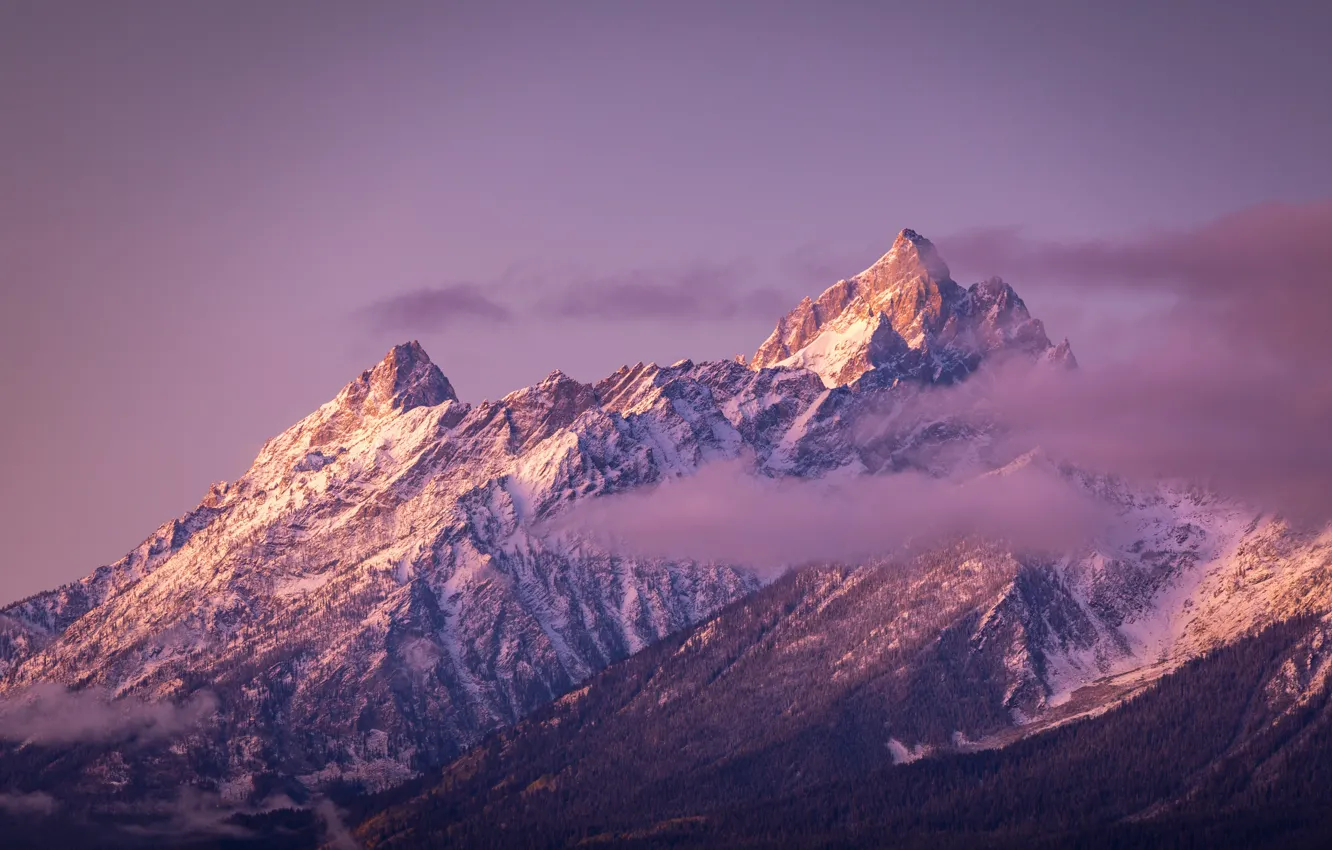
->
[542, 262, 791, 321]
[935, 201, 1332, 517]
[0, 791, 57, 816]
[361, 283, 513, 332]
[117, 791, 360, 846]
[314, 797, 362, 850]
[555, 458, 1107, 573]
[118, 789, 255, 841]
[0, 685, 216, 745]
[939, 202, 1332, 362]
[359, 255, 830, 333]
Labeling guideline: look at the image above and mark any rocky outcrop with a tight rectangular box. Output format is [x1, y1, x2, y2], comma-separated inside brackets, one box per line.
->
[752, 228, 1071, 385]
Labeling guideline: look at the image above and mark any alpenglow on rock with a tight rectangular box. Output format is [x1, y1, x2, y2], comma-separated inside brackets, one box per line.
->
[751, 228, 1074, 386]
[0, 343, 769, 794]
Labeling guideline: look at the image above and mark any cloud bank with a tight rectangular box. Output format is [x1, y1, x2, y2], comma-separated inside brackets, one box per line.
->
[940, 201, 1332, 518]
[559, 202, 1332, 567]
[557, 459, 1107, 573]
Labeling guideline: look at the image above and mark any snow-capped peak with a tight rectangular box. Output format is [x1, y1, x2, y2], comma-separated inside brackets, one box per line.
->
[337, 340, 458, 417]
[750, 228, 1062, 387]
[868, 227, 952, 284]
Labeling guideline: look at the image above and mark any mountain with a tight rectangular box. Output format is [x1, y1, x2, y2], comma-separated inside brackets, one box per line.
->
[0, 346, 767, 796]
[0, 226, 1071, 803]
[750, 229, 1073, 386]
[1, 227, 1328, 846]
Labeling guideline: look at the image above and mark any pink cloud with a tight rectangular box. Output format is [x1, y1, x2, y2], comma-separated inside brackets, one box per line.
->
[555, 459, 1107, 573]
[363, 284, 513, 331]
[560, 202, 1332, 567]
[922, 203, 1332, 518]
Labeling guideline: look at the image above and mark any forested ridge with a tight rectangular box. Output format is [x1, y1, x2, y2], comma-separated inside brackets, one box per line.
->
[350, 609, 1332, 849]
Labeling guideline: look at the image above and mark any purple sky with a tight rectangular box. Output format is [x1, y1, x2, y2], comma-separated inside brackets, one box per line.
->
[2, 1, 1331, 603]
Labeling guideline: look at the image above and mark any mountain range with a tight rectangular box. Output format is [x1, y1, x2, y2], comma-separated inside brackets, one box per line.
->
[1, 229, 1328, 848]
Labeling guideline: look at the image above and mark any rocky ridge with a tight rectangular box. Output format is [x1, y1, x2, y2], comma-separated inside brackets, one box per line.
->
[0, 228, 1327, 810]
[751, 228, 1074, 386]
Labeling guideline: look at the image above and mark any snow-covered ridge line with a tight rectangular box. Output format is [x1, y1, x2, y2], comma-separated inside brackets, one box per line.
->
[2, 226, 1326, 801]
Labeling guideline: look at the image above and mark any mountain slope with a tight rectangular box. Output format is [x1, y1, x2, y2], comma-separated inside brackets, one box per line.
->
[0, 347, 770, 794]
[355, 598, 1332, 850]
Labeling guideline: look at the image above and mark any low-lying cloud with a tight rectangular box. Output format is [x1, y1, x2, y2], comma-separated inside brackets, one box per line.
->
[0, 684, 217, 745]
[0, 791, 57, 816]
[556, 459, 1107, 572]
[117, 791, 360, 846]
[315, 797, 362, 850]
[118, 788, 256, 841]
[966, 349, 1331, 519]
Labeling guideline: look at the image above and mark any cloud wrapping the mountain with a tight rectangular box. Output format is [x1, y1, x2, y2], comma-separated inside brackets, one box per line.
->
[941, 201, 1332, 517]
[557, 459, 1108, 572]
[0, 684, 216, 744]
[562, 202, 1332, 566]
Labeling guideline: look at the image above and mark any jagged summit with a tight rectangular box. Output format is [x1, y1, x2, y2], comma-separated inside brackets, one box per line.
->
[338, 340, 457, 416]
[869, 227, 952, 283]
[251, 341, 462, 458]
[750, 228, 1066, 386]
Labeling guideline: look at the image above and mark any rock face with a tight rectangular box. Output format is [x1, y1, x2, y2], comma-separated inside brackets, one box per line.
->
[0, 346, 777, 794]
[751, 228, 1073, 386]
[0, 227, 1326, 813]
[356, 606, 1332, 850]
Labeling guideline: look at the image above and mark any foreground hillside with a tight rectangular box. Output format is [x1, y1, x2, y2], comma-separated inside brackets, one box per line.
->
[3, 606, 1329, 849]
[356, 608, 1332, 849]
